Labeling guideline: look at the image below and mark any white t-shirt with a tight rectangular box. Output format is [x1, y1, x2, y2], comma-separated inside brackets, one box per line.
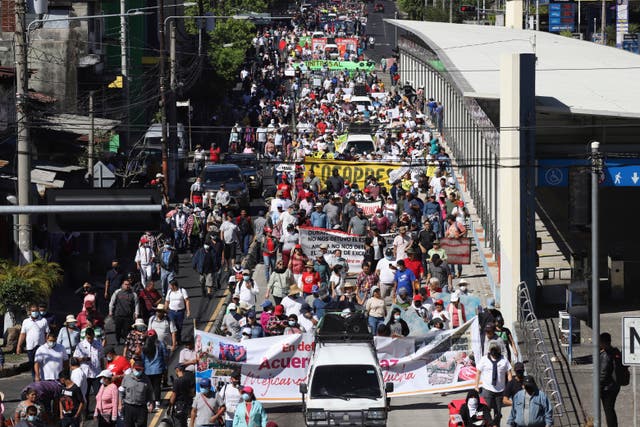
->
[281, 295, 304, 317]
[166, 288, 189, 311]
[34, 343, 68, 380]
[219, 221, 238, 244]
[477, 355, 512, 393]
[179, 348, 197, 372]
[376, 258, 396, 284]
[71, 366, 88, 397]
[148, 315, 177, 347]
[21, 317, 49, 351]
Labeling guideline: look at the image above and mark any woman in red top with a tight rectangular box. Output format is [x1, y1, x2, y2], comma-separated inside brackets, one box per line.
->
[300, 261, 321, 296]
[262, 227, 276, 282]
[289, 246, 307, 284]
[209, 143, 220, 163]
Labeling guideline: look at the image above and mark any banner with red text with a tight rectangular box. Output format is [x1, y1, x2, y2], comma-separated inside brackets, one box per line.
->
[356, 200, 382, 218]
[194, 318, 481, 402]
[439, 237, 472, 265]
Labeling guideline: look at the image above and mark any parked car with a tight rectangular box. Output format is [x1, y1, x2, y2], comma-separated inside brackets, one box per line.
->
[223, 153, 263, 198]
[200, 164, 250, 211]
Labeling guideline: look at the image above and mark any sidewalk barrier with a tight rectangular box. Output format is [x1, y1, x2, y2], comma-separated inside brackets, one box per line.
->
[517, 281, 566, 421]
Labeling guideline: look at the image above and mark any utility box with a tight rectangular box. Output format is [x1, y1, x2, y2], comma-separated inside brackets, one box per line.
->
[608, 257, 624, 292]
[558, 311, 580, 345]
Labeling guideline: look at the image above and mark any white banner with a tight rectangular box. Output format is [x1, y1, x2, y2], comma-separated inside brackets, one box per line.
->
[298, 226, 366, 273]
[356, 200, 382, 217]
[194, 317, 481, 402]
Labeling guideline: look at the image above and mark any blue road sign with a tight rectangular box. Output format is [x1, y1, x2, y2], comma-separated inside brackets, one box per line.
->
[538, 158, 640, 187]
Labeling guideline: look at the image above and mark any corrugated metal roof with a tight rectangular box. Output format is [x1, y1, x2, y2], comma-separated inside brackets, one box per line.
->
[40, 113, 120, 135]
[387, 20, 640, 118]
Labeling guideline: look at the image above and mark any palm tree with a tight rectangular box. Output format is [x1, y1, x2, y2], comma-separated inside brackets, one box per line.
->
[0, 257, 63, 323]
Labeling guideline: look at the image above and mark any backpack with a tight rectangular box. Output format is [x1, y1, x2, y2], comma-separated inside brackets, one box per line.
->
[610, 347, 630, 386]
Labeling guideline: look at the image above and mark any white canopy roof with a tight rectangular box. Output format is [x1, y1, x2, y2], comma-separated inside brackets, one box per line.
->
[387, 20, 640, 118]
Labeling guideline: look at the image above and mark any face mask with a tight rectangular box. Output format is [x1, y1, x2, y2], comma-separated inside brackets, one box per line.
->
[106, 356, 113, 362]
[385, 255, 393, 260]
[203, 245, 210, 250]
[27, 415, 37, 422]
[242, 393, 251, 401]
[136, 327, 146, 332]
[40, 310, 46, 316]
[394, 314, 401, 321]
[459, 285, 467, 292]
[68, 323, 76, 329]
[133, 370, 142, 377]
[243, 275, 251, 280]
[100, 379, 106, 385]
[30, 311, 39, 318]
[47, 341, 55, 348]
[467, 398, 478, 410]
[201, 387, 211, 393]
[288, 321, 297, 327]
[376, 213, 382, 217]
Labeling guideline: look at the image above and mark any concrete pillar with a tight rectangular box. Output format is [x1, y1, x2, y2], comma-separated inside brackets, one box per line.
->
[498, 53, 536, 327]
[505, 0, 524, 29]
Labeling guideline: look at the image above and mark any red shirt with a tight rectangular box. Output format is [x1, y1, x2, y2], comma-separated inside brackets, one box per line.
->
[262, 237, 276, 257]
[404, 257, 424, 280]
[107, 355, 130, 386]
[301, 271, 320, 294]
[277, 183, 292, 200]
[209, 146, 220, 163]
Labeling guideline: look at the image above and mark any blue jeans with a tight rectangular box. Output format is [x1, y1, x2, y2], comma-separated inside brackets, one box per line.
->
[242, 234, 252, 255]
[160, 268, 175, 297]
[263, 255, 275, 281]
[368, 316, 384, 335]
[174, 230, 186, 250]
[450, 264, 463, 276]
[168, 309, 185, 343]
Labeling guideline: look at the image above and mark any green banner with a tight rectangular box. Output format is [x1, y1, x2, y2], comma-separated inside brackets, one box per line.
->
[293, 59, 376, 71]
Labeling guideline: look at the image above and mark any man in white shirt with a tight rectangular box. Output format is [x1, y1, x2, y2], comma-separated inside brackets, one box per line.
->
[375, 248, 396, 300]
[393, 226, 412, 260]
[73, 327, 105, 412]
[233, 270, 260, 310]
[219, 215, 239, 268]
[281, 285, 305, 317]
[178, 338, 198, 373]
[17, 304, 49, 379]
[135, 238, 155, 287]
[34, 334, 68, 381]
[193, 145, 206, 177]
[215, 183, 231, 208]
[474, 343, 512, 426]
[148, 305, 177, 352]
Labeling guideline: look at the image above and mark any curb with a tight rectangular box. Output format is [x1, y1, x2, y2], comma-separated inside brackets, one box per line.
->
[0, 359, 30, 378]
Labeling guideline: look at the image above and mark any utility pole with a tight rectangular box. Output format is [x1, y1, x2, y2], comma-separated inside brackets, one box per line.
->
[15, 0, 32, 263]
[158, 0, 170, 199]
[120, 0, 130, 146]
[600, 0, 606, 44]
[449, 0, 453, 23]
[591, 140, 602, 427]
[170, 21, 177, 91]
[88, 91, 95, 182]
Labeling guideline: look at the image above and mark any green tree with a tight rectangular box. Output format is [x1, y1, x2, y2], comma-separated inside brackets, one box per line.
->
[208, 18, 257, 82]
[0, 257, 62, 323]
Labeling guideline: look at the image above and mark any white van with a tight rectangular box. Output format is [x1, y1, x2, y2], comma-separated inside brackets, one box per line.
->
[143, 123, 188, 171]
[299, 313, 392, 426]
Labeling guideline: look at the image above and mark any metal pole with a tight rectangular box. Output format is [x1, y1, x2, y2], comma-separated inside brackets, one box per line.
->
[170, 21, 177, 91]
[536, 0, 539, 30]
[591, 140, 601, 427]
[634, 366, 637, 427]
[88, 91, 95, 183]
[449, 0, 453, 23]
[15, 0, 32, 264]
[0, 205, 162, 214]
[578, 0, 581, 35]
[159, 0, 170, 199]
[600, 0, 606, 44]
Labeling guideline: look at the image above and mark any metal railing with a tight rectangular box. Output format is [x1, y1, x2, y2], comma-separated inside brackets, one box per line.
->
[517, 281, 565, 420]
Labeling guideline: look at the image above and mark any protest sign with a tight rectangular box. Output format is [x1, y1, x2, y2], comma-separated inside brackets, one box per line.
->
[356, 200, 381, 217]
[298, 226, 366, 273]
[194, 317, 481, 402]
[440, 238, 472, 265]
[304, 157, 402, 189]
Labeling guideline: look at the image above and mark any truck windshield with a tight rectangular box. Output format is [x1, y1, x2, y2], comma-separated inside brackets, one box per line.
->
[310, 365, 381, 399]
[347, 139, 375, 153]
[203, 170, 242, 184]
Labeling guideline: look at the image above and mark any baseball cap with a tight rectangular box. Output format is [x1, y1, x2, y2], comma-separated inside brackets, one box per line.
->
[261, 300, 273, 308]
[228, 303, 238, 311]
[97, 369, 113, 379]
[199, 378, 212, 388]
[274, 305, 285, 316]
[413, 294, 423, 302]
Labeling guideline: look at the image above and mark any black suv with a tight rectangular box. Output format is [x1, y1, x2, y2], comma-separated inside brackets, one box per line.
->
[223, 153, 263, 198]
[200, 164, 250, 210]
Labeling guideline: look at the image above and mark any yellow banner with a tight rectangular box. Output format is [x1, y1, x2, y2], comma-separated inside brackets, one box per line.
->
[304, 157, 403, 189]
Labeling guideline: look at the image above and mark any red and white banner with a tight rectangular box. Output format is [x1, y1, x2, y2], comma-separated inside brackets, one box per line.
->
[194, 317, 481, 402]
[298, 226, 366, 273]
[440, 237, 472, 265]
[335, 37, 359, 52]
[356, 200, 381, 218]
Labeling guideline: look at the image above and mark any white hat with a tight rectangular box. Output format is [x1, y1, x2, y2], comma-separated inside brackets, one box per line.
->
[155, 173, 164, 178]
[155, 304, 167, 311]
[450, 292, 460, 303]
[238, 301, 251, 311]
[64, 314, 77, 325]
[132, 318, 147, 328]
[228, 303, 238, 311]
[97, 369, 113, 379]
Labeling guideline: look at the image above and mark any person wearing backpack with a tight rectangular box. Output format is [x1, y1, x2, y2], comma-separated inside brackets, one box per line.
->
[600, 332, 628, 427]
[158, 242, 179, 298]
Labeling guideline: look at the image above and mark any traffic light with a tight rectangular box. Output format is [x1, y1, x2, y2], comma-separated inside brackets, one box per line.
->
[460, 5, 476, 12]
